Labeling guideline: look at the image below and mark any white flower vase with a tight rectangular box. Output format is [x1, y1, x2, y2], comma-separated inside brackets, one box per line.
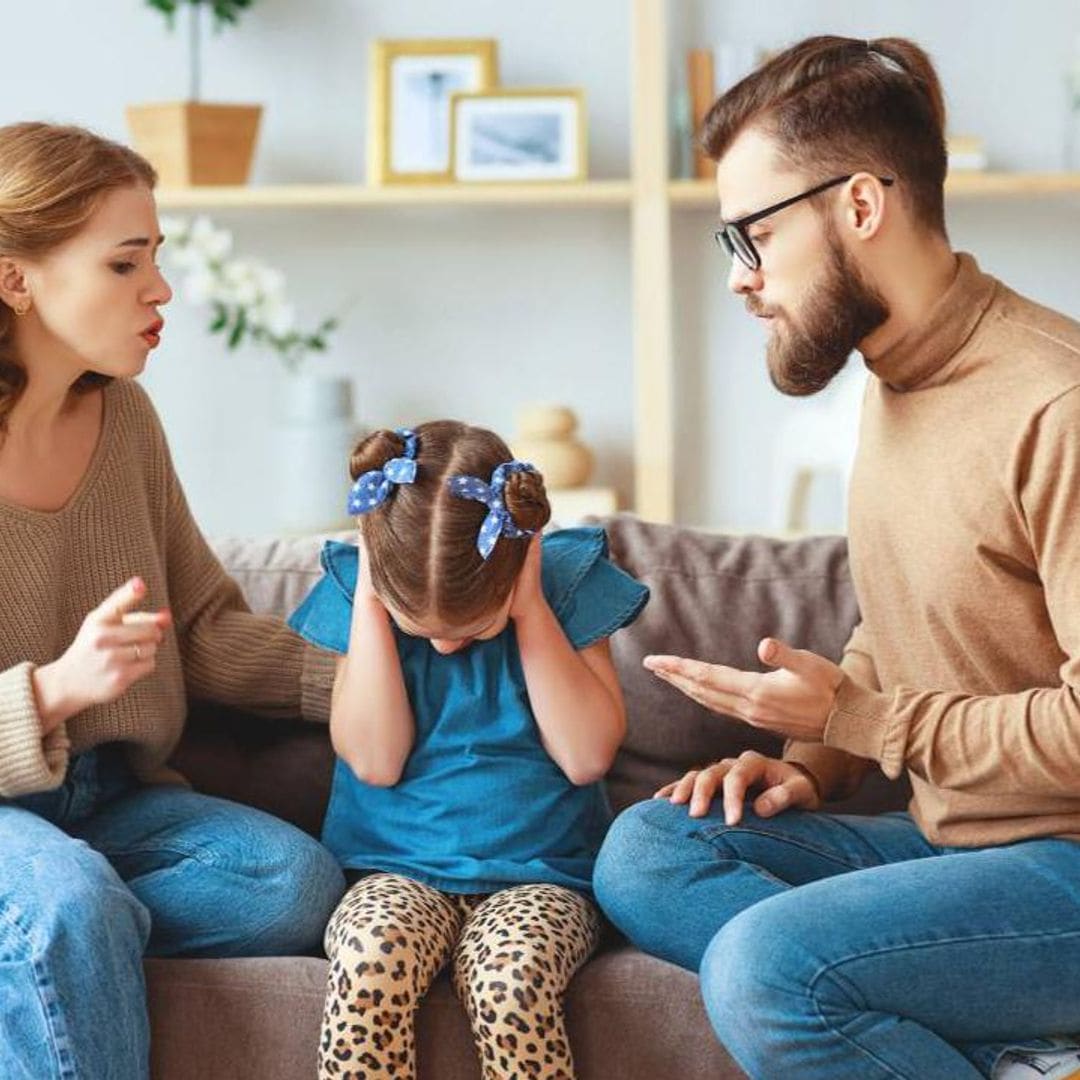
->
[275, 374, 359, 533]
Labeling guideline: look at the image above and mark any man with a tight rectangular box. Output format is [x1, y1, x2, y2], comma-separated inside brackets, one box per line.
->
[594, 34, 1080, 1080]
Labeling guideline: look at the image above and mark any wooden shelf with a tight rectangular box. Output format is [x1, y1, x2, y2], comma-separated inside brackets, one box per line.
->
[669, 172, 1080, 210]
[154, 1, 1080, 529]
[156, 179, 634, 210]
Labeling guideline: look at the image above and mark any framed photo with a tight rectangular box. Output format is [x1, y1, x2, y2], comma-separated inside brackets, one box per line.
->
[369, 38, 498, 185]
[450, 88, 587, 183]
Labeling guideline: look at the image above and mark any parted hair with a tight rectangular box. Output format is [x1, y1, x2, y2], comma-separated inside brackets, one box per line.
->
[349, 420, 551, 625]
[700, 35, 948, 235]
[0, 122, 158, 432]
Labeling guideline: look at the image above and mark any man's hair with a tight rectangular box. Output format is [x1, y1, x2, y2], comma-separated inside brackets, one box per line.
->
[700, 36, 948, 235]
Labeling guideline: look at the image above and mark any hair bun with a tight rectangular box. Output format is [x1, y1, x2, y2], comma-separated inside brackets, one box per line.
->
[349, 429, 408, 482]
[503, 468, 551, 533]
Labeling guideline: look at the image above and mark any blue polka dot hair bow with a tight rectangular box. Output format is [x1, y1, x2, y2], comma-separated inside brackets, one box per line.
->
[447, 460, 538, 560]
[346, 429, 419, 515]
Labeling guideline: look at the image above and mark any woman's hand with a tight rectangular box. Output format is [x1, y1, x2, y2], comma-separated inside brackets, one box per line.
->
[509, 535, 546, 622]
[655, 750, 822, 824]
[32, 577, 172, 733]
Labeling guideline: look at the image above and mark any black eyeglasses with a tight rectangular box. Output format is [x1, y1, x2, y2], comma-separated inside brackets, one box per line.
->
[714, 174, 895, 271]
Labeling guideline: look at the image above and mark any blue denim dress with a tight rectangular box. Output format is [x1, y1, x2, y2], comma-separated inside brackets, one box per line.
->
[289, 526, 649, 895]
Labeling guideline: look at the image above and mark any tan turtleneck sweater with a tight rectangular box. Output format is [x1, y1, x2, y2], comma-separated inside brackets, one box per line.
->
[0, 377, 335, 797]
[785, 253, 1080, 847]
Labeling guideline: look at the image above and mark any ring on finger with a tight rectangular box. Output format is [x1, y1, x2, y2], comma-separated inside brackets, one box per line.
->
[132, 643, 142, 662]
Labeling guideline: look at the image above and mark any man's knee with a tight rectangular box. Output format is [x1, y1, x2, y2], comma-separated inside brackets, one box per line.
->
[595, 798, 693, 913]
[701, 894, 822, 1036]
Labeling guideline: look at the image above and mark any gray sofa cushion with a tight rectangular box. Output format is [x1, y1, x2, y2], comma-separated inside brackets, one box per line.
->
[600, 515, 909, 816]
[147, 946, 740, 1080]
[178, 517, 909, 837]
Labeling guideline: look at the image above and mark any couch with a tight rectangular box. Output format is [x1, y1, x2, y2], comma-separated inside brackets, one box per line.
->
[145, 514, 910, 1079]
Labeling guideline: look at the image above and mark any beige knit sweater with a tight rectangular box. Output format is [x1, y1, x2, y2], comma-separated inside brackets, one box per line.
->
[0, 378, 335, 797]
[786, 253, 1080, 846]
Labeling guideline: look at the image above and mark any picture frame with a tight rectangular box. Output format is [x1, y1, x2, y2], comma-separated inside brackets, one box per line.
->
[368, 38, 499, 186]
[450, 88, 587, 183]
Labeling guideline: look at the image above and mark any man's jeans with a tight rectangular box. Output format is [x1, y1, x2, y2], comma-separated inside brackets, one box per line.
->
[0, 744, 346, 1080]
[594, 797, 1080, 1080]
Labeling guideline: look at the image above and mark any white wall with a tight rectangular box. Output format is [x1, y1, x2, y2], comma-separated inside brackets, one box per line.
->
[6, 0, 1080, 534]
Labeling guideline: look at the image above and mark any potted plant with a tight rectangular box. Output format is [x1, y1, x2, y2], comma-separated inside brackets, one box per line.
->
[126, 0, 263, 187]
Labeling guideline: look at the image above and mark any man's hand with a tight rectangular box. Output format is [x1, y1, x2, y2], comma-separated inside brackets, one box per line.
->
[655, 750, 822, 824]
[643, 637, 843, 742]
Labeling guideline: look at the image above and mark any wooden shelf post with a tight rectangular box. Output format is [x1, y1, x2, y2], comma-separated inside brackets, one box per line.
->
[630, 0, 676, 522]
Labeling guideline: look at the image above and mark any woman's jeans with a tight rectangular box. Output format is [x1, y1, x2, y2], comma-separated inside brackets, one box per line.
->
[0, 745, 345, 1080]
[594, 797, 1080, 1080]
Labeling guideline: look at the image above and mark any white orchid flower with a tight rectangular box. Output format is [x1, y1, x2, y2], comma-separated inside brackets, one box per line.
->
[257, 298, 297, 338]
[189, 215, 233, 261]
[183, 269, 220, 305]
[159, 214, 336, 373]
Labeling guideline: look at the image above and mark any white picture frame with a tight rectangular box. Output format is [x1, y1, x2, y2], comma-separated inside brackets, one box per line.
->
[450, 89, 587, 183]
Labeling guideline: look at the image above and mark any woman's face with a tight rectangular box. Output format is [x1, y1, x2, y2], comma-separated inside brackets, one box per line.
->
[18, 183, 172, 379]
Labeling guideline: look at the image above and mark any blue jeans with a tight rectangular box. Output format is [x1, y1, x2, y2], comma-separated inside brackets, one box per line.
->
[594, 797, 1080, 1079]
[0, 744, 345, 1080]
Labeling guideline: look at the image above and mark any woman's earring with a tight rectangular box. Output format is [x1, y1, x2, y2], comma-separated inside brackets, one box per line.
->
[12, 300, 31, 316]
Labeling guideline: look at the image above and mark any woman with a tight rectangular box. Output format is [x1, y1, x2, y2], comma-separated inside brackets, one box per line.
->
[0, 121, 345, 1078]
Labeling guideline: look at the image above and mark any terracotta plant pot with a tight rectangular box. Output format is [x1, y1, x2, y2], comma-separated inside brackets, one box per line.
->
[125, 101, 263, 187]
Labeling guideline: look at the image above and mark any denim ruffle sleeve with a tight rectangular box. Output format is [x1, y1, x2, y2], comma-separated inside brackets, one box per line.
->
[287, 540, 359, 656]
[541, 527, 650, 650]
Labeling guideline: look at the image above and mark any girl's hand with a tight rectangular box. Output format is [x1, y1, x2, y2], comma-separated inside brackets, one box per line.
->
[32, 577, 172, 733]
[353, 529, 380, 605]
[509, 535, 545, 622]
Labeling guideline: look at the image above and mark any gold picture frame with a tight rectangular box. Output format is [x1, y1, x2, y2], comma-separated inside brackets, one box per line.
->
[369, 38, 498, 186]
[449, 88, 587, 184]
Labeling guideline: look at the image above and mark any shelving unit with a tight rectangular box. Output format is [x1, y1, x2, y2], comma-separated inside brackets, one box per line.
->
[156, 180, 634, 209]
[669, 172, 1080, 208]
[152, 0, 1080, 525]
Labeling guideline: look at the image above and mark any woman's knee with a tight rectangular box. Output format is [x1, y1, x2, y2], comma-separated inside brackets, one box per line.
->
[6, 839, 150, 963]
[244, 828, 345, 954]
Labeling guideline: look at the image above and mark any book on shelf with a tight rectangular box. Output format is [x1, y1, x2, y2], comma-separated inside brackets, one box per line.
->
[684, 44, 770, 181]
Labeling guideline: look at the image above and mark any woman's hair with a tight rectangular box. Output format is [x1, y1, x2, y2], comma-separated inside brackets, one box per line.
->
[700, 36, 948, 236]
[0, 122, 158, 431]
[350, 420, 552, 627]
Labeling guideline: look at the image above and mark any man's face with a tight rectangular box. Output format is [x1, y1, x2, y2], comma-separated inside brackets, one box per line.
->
[716, 128, 889, 396]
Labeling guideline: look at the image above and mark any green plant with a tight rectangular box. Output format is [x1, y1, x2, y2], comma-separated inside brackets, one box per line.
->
[144, 0, 255, 100]
[146, 0, 253, 28]
[160, 214, 339, 375]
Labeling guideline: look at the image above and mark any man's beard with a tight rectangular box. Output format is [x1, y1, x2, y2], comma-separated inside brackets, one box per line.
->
[760, 230, 889, 397]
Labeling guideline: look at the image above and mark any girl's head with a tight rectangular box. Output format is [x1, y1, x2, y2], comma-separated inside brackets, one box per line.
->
[0, 122, 171, 428]
[349, 420, 551, 654]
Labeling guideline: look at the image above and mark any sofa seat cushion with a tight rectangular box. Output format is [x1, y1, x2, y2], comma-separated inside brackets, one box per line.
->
[146, 947, 745, 1080]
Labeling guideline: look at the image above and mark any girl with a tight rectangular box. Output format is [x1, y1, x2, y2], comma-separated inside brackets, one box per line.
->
[289, 422, 649, 1080]
[0, 121, 343, 1079]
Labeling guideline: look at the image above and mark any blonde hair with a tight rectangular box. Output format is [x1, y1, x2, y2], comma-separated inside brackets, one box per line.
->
[0, 122, 157, 430]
